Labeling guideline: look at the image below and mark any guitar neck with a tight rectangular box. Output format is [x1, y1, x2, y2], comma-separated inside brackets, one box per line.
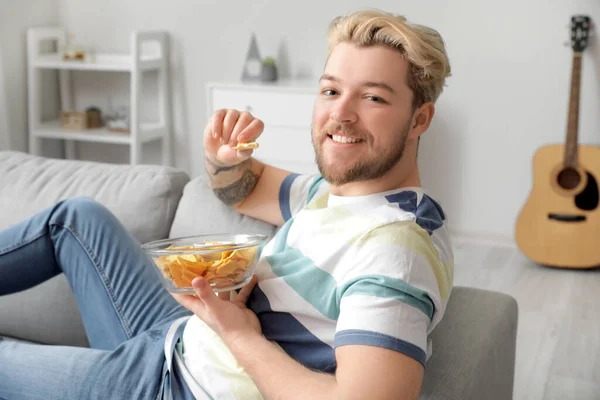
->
[564, 53, 582, 168]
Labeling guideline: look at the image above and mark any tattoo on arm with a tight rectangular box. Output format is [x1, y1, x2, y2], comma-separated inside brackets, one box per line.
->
[204, 156, 260, 206]
[205, 157, 238, 175]
[213, 168, 259, 205]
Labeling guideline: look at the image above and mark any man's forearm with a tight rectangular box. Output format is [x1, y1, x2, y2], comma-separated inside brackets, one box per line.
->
[225, 332, 338, 400]
[204, 154, 263, 206]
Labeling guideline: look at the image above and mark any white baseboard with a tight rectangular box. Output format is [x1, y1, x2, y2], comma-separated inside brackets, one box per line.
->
[449, 230, 517, 248]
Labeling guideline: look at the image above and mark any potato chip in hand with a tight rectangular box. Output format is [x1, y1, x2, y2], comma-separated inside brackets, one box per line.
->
[233, 142, 259, 150]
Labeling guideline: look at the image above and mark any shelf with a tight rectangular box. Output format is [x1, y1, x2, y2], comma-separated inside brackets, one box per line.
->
[32, 53, 162, 72]
[27, 27, 172, 165]
[33, 120, 167, 144]
[33, 121, 132, 144]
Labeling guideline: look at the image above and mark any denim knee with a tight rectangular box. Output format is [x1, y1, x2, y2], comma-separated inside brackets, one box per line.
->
[61, 196, 107, 214]
[53, 196, 116, 225]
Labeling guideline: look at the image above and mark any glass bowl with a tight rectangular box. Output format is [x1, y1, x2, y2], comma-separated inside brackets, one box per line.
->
[141, 233, 268, 294]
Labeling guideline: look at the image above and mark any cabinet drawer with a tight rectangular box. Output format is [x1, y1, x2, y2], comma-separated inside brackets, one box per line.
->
[209, 88, 316, 128]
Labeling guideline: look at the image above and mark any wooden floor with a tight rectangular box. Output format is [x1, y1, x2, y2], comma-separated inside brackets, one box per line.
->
[452, 240, 600, 400]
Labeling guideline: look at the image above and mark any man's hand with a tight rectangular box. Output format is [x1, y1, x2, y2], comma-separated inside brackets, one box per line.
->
[204, 109, 264, 168]
[203, 109, 266, 207]
[171, 275, 261, 340]
[202, 109, 290, 226]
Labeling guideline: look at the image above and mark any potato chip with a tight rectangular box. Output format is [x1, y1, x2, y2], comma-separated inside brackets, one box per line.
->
[177, 254, 197, 263]
[152, 242, 258, 289]
[216, 258, 246, 276]
[203, 270, 216, 281]
[233, 141, 259, 150]
[168, 262, 192, 288]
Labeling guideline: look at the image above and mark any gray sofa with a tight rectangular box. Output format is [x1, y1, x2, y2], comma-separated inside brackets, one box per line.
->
[0, 150, 518, 400]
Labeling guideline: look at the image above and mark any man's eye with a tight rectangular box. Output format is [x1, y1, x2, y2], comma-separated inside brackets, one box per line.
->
[367, 96, 386, 103]
[322, 89, 337, 96]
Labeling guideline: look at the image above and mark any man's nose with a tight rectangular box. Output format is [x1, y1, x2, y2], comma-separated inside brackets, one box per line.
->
[330, 98, 358, 124]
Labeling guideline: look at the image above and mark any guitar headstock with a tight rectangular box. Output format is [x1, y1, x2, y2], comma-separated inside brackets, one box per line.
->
[571, 15, 592, 53]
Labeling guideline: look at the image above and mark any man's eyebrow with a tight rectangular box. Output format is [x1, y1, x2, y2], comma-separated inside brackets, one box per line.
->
[319, 74, 337, 82]
[363, 81, 396, 94]
[319, 74, 396, 95]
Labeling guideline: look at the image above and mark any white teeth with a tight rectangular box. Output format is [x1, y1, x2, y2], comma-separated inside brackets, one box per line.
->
[331, 135, 361, 144]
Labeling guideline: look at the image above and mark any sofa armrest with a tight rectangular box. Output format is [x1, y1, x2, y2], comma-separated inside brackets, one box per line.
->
[420, 287, 518, 400]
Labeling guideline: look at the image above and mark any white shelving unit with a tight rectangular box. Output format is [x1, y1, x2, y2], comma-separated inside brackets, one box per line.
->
[26, 27, 172, 165]
[0, 46, 10, 150]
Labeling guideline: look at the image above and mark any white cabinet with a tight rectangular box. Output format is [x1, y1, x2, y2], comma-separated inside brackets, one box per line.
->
[206, 80, 319, 175]
[27, 27, 172, 165]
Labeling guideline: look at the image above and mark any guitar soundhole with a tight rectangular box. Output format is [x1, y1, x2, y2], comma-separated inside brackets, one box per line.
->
[557, 167, 581, 190]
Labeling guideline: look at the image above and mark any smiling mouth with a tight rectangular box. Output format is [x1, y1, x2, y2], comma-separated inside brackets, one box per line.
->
[327, 134, 365, 144]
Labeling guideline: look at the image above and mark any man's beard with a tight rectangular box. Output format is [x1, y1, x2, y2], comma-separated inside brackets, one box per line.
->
[312, 121, 410, 186]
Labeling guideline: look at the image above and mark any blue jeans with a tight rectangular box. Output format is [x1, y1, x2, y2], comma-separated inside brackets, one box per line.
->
[0, 197, 192, 400]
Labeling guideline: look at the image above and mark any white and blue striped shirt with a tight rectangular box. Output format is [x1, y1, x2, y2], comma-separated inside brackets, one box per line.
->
[171, 173, 454, 398]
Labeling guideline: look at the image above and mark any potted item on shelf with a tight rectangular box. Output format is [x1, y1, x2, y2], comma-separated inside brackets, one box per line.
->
[60, 106, 102, 130]
[260, 57, 278, 82]
[62, 33, 87, 61]
[104, 106, 130, 133]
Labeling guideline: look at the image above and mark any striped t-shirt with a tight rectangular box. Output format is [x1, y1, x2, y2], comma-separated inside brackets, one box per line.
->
[171, 173, 454, 398]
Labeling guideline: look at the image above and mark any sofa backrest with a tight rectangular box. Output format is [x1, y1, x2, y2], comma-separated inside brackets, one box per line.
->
[0, 151, 190, 244]
[169, 175, 278, 239]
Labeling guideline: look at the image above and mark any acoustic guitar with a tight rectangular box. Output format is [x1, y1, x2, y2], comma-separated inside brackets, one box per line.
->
[515, 15, 600, 269]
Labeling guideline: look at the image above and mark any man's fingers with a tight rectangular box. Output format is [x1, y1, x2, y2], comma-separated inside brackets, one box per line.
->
[235, 148, 254, 162]
[211, 109, 227, 140]
[235, 275, 258, 304]
[236, 118, 264, 144]
[232, 118, 263, 161]
[172, 292, 206, 318]
[218, 291, 232, 300]
[192, 277, 219, 306]
[229, 112, 254, 146]
[221, 110, 240, 144]
[204, 117, 222, 152]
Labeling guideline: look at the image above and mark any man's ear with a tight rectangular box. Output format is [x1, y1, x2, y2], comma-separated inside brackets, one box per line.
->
[407, 102, 435, 140]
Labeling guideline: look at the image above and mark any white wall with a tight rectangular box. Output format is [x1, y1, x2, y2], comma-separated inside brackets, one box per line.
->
[55, 0, 599, 244]
[0, 0, 61, 153]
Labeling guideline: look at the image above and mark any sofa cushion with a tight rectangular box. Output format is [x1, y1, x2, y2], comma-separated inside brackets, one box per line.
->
[170, 175, 277, 239]
[0, 277, 90, 347]
[0, 151, 191, 346]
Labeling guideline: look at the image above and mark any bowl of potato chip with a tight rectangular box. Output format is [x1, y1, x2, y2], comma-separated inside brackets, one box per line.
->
[141, 233, 268, 293]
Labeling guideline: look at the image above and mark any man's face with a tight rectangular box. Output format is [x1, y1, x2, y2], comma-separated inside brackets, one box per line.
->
[312, 42, 416, 186]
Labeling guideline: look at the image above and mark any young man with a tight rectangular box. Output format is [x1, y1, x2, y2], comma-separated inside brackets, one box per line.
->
[0, 9, 453, 400]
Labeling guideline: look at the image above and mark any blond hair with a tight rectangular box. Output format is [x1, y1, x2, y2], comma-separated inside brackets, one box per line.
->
[327, 9, 452, 108]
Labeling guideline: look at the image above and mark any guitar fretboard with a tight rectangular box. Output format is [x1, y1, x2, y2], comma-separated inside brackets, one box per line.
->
[564, 54, 582, 168]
